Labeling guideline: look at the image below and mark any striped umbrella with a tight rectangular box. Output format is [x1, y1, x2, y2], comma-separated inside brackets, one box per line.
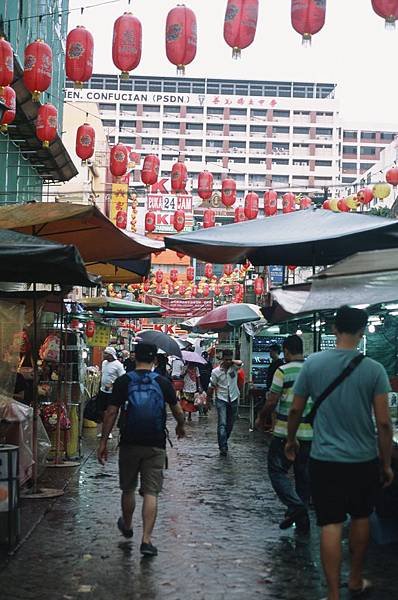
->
[195, 303, 263, 333]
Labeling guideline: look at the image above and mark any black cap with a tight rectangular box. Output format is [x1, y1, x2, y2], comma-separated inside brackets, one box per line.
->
[135, 343, 157, 363]
[222, 349, 233, 359]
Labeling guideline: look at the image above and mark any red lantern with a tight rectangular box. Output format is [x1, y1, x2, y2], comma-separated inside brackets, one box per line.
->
[141, 154, 160, 186]
[282, 193, 296, 214]
[155, 283, 163, 295]
[191, 284, 198, 297]
[291, 0, 327, 44]
[143, 281, 150, 293]
[36, 103, 57, 148]
[203, 284, 210, 297]
[110, 143, 128, 178]
[254, 277, 264, 296]
[204, 263, 213, 279]
[186, 266, 195, 282]
[337, 199, 350, 212]
[357, 188, 374, 205]
[168, 282, 175, 295]
[155, 269, 164, 284]
[203, 208, 216, 229]
[176, 251, 185, 259]
[66, 26, 93, 87]
[322, 200, 330, 210]
[23, 39, 52, 101]
[179, 284, 187, 296]
[165, 5, 197, 75]
[171, 161, 188, 194]
[198, 170, 214, 200]
[234, 207, 246, 223]
[222, 178, 237, 207]
[75, 123, 95, 162]
[288, 265, 297, 271]
[300, 196, 312, 209]
[224, 0, 259, 58]
[85, 320, 96, 338]
[233, 284, 241, 296]
[70, 318, 80, 330]
[145, 211, 156, 233]
[214, 285, 221, 297]
[264, 190, 278, 216]
[242, 259, 251, 271]
[170, 268, 178, 283]
[173, 209, 185, 232]
[112, 12, 142, 78]
[386, 167, 398, 186]
[0, 86, 16, 132]
[244, 192, 259, 220]
[116, 210, 128, 229]
[0, 37, 14, 92]
[224, 264, 233, 276]
[224, 285, 231, 295]
[372, 1, 398, 28]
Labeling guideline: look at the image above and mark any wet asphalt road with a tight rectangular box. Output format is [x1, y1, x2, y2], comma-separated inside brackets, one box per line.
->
[1, 411, 397, 600]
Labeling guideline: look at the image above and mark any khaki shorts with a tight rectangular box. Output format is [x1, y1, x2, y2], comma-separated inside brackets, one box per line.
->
[119, 445, 166, 496]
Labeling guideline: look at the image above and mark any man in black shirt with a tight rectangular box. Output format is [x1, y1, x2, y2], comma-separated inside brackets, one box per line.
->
[98, 343, 185, 556]
[266, 344, 284, 391]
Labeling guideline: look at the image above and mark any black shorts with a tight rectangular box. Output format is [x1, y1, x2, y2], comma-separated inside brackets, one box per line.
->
[309, 457, 380, 527]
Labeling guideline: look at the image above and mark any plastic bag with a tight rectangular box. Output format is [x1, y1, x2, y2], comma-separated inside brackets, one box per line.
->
[39, 334, 61, 363]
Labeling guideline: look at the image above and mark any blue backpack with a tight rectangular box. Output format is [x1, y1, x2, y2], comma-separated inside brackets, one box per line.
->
[122, 371, 166, 442]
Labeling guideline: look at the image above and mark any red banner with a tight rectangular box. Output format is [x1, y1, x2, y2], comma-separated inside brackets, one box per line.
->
[144, 295, 214, 318]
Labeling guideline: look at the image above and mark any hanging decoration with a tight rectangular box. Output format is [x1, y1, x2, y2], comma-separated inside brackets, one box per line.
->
[145, 211, 156, 233]
[165, 5, 197, 75]
[203, 208, 216, 229]
[198, 170, 214, 200]
[176, 251, 185, 259]
[288, 265, 297, 272]
[282, 192, 296, 214]
[357, 188, 374, 205]
[244, 192, 259, 220]
[345, 195, 359, 211]
[170, 268, 179, 283]
[373, 182, 391, 199]
[386, 166, 398, 186]
[75, 123, 95, 163]
[112, 12, 142, 79]
[141, 154, 160, 186]
[168, 282, 175, 295]
[224, 285, 231, 295]
[214, 285, 221, 297]
[221, 178, 237, 207]
[186, 266, 195, 281]
[224, 264, 233, 276]
[291, 0, 327, 45]
[254, 277, 264, 296]
[205, 263, 213, 279]
[155, 269, 164, 284]
[191, 284, 198, 297]
[0, 86, 16, 132]
[23, 39, 52, 101]
[116, 209, 127, 229]
[85, 320, 96, 338]
[203, 283, 210, 297]
[179, 284, 187, 297]
[300, 196, 312, 209]
[110, 143, 128, 178]
[143, 281, 150, 293]
[234, 207, 246, 223]
[264, 190, 278, 216]
[65, 26, 94, 87]
[36, 103, 57, 148]
[171, 161, 188, 194]
[155, 283, 163, 295]
[0, 37, 14, 93]
[371, 1, 398, 28]
[337, 198, 349, 212]
[223, 0, 259, 58]
[322, 199, 330, 210]
[173, 209, 186, 232]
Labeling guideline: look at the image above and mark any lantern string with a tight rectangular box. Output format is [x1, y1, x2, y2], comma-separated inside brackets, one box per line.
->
[1, 0, 122, 25]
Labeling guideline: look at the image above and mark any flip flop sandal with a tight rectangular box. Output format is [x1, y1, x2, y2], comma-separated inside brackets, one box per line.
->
[349, 578, 373, 597]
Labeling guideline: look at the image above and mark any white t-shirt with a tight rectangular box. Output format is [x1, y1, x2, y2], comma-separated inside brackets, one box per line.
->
[210, 364, 240, 403]
[100, 359, 125, 393]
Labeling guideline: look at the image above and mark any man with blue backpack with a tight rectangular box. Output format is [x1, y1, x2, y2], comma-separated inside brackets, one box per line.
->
[98, 342, 186, 556]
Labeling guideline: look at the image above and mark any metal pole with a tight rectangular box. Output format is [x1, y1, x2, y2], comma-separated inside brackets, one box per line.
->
[31, 283, 39, 493]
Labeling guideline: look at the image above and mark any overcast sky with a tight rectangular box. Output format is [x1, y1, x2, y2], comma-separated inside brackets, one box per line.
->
[69, 0, 398, 127]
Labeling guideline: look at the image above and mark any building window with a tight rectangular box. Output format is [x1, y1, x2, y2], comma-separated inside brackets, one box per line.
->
[163, 138, 179, 146]
[230, 157, 246, 163]
[293, 127, 309, 134]
[250, 142, 266, 150]
[120, 104, 137, 113]
[207, 107, 224, 115]
[250, 125, 266, 133]
[274, 126, 290, 134]
[102, 119, 116, 128]
[381, 132, 395, 141]
[206, 140, 223, 148]
[143, 105, 160, 112]
[187, 106, 204, 114]
[230, 141, 246, 149]
[119, 136, 136, 144]
[186, 122, 203, 130]
[251, 109, 267, 118]
[272, 142, 289, 153]
[273, 110, 290, 119]
[186, 155, 202, 161]
[163, 122, 180, 130]
[359, 163, 374, 172]
[343, 130, 357, 140]
[230, 108, 247, 116]
[273, 175, 289, 183]
[273, 158, 289, 165]
[142, 121, 159, 128]
[316, 128, 333, 136]
[294, 111, 310, 116]
[361, 131, 376, 140]
[230, 124, 246, 132]
[99, 103, 116, 111]
[186, 139, 203, 147]
[148, 80, 162, 92]
[342, 162, 357, 171]
[343, 145, 357, 155]
[249, 158, 266, 164]
[360, 146, 376, 156]
[207, 124, 224, 131]
[164, 106, 180, 114]
[315, 160, 332, 167]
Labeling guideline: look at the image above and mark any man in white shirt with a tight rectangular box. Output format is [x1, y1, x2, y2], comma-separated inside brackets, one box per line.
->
[99, 346, 125, 425]
[207, 349, 243, 456]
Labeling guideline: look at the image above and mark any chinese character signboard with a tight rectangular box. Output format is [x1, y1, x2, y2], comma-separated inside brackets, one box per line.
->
[87, 325, 111, 348]
[110, 182, 128, 228]
[268, 265, 285, 287]
[145, 295, 213, 318]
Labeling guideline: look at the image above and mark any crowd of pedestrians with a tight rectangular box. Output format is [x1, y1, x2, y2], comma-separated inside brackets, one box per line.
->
[94, 306, 395, 600]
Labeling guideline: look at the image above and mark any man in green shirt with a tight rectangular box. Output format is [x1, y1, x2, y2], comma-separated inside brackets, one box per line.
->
[256, 335, 313, 533]
[286, 306, 394, 600]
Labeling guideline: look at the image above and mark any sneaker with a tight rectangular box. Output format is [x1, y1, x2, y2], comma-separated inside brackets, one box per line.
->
[279, 507, 307, 530]
[140, 542, 158, 556]
[117, 517, 133, 539]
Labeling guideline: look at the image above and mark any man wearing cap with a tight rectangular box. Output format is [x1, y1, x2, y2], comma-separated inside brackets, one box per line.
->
[207, 349, 243, 456]
[99, 347, 125, 422]
[98, 343, 186, 556]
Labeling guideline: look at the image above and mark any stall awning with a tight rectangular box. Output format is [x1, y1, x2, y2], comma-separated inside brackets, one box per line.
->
[77, 296, 162, 313]
[0, 202, 164, 262]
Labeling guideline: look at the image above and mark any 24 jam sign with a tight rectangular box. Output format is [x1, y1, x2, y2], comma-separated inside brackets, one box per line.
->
[147, 194, 193, 211]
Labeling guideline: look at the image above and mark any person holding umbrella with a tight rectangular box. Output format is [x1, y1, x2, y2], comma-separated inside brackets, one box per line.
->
[181, 359, 202, 422]
[207, 349, 243, 456]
